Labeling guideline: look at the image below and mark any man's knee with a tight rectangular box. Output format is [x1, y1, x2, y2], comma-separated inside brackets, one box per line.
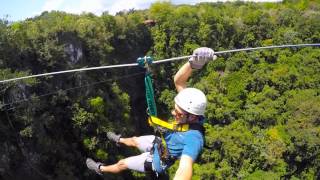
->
[131, 136, 139, 146]
[124, 136, 139, 147]
[116, 159, 128, 171]
[120, 136, 139, 147]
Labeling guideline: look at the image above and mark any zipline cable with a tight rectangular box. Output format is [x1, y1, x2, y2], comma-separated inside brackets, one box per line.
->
[0, 63, 138, 83]
[1, 71, 145, 111]
[152, 43, 320, 64]
[0, 43, 319, 84]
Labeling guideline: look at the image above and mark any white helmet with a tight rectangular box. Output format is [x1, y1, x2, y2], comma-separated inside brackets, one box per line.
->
[174, 88, 207, 116]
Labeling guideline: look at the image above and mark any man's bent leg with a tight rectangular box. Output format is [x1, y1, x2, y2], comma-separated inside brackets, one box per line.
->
[119, 135, 156, 152]
[119, 136, 139, 147]
[124, 152, 152, 172]
[99, 152, 151, 173]
[99, 159, 128, 173]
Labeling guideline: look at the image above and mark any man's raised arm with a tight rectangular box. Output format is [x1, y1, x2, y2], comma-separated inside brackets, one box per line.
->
[174, 47, 216, 92]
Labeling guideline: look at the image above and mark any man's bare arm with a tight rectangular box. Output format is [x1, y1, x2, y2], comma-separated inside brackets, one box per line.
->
[173, 155, 193, 180]
[174, 62, 193, 92]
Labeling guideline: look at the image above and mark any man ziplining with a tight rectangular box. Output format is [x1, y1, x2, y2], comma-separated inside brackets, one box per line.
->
[86, 47, 217, 179]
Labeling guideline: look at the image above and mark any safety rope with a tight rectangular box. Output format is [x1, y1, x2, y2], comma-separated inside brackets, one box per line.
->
[145, 74, 157, 116]
[0, 43, 319, 83]
[137, 55, 171, 174]
[137, 56, 158, 116]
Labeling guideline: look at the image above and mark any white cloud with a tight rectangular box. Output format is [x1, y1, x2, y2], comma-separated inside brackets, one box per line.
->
[42, 0, 65, 12]
[39, 0, 106, 15]
[39, 0, 164, 16]
[108, 0, 157, 15]
[63, 0, 107, 15]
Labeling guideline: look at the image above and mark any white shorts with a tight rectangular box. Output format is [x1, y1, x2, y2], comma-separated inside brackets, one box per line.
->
[124, 135, 158, 172]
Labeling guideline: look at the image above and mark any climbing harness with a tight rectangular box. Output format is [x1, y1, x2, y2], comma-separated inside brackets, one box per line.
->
[148, 116, 189, 132]
[137, 56, 178, 174]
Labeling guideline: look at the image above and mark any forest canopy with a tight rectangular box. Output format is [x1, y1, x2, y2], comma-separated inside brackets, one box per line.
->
[0, 0, 319, 179]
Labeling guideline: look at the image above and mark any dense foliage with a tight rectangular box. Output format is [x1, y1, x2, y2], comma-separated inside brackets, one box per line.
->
[0, 0, 319, 179]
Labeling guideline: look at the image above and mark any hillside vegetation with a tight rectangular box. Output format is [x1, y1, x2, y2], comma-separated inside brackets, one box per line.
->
[0, 0, 319, 179]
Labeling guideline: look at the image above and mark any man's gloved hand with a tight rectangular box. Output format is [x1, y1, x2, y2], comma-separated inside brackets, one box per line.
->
[189, 47, 217, 69]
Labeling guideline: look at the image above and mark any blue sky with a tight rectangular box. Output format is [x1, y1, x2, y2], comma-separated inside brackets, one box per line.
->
[1, 0, 282, 22]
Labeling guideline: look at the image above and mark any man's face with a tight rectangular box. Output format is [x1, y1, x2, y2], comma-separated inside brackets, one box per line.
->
[171, 104, 188, 123]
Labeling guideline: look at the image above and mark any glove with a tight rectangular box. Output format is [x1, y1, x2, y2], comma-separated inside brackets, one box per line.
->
[189, 47, 217, 69]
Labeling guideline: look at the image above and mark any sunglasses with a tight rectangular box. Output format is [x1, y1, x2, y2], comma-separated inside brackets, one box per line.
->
[172, 108, 188, 117]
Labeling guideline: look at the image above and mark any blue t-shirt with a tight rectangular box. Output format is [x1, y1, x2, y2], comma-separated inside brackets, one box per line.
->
[164, 129, 204, 161]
